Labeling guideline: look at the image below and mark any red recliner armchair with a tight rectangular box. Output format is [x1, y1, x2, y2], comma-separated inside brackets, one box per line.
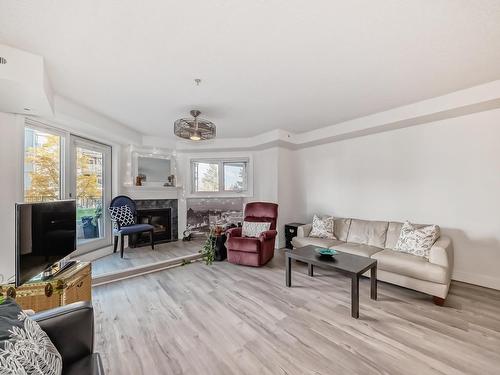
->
[226, 202, 279, 266]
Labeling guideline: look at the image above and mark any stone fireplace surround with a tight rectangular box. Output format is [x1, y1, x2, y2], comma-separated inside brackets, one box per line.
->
[134, 199, 178, 242]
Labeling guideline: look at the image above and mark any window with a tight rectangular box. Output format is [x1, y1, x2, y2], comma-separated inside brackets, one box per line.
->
[193, 161, 219, 192]
[192, 159, 249, 193]
[24, 120, 113, 253]
[24, 127, 63, 202]
[223, 161, 247, 191]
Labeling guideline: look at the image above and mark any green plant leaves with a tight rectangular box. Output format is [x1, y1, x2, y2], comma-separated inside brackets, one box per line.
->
[201, 230, 216, 265]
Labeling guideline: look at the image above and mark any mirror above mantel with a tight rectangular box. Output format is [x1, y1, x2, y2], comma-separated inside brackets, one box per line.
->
[138, 156, 171, 185]
[126, 147, 178, 188]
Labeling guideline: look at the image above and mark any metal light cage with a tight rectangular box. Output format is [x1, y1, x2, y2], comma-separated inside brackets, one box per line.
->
[174, 110, 216, 141]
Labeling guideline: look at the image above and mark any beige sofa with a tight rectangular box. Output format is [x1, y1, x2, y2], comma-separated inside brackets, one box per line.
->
[291, 218, 453, 303]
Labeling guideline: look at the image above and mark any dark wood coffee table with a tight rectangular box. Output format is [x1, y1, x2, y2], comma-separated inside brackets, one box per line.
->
[285, 245, 377, 318]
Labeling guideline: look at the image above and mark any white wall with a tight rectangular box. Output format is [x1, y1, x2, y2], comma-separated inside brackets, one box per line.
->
[275, 148, 305, 247]
[294, 108, 500, 290]
[0, 112, 24, 283]
[252, 147, 279, 203]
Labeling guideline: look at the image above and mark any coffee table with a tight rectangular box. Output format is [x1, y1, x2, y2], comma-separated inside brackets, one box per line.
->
[285, 245, 377, 318]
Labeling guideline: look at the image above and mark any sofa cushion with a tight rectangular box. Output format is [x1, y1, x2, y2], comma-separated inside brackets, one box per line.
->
[372, 249, 448, 284]
[346, 219, 389, 249]
[333, 218, 351, 242]
[385, 222, 403, 250]
[291, 236, 342, 249]
[331, 242, 382, 258]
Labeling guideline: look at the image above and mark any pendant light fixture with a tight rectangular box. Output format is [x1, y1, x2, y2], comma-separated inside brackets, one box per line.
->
[174, 109, 216, 141]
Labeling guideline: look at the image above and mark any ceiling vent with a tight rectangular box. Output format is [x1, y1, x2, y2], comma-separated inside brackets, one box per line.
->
[0, 57, 7, 64]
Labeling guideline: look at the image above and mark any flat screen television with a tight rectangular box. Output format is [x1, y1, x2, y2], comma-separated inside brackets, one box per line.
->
[15, 200, 76, 287]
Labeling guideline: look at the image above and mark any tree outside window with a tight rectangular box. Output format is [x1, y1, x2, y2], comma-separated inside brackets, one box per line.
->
[192, 159, 248, 193]
[24, 130, 61, 202]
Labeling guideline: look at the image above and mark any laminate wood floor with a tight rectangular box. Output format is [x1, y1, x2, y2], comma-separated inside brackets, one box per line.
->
[93, 249, 500, 375]
[92, 239, 204, 277]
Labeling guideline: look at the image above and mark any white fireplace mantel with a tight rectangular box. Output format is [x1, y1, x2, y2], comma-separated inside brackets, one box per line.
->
[122, 185, 182, 200]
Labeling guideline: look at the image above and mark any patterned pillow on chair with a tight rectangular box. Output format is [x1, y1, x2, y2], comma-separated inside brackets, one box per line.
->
[109, 205, 135, 228]
[0, 298, 62, 375]
[394, 221, 440, 259]
[309, 215, 336, 239]
[242, 221, 271, 238]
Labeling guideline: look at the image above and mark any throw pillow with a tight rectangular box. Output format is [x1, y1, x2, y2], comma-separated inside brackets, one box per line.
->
[0, 298, 62, 374]
[309, 215, 336, 239]
[242, 221, 271, 238]
[394, 221, 440, 259]
[109, 205, 135, 228]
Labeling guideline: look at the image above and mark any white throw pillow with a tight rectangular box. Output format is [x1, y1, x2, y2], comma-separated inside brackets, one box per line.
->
[0, 299, 62, 375]
[242, 221, 271, 237]
[394, 221, 440, 259]
[309, 215, 336, 239]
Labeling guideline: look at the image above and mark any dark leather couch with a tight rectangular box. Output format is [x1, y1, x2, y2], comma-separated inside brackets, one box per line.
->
[32, 301, 104, 375]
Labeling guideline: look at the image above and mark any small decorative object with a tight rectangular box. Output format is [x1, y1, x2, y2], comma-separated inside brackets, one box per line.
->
[168, 174, 175, 186]
[315, 248, 337, 257]
[200, 229, 216, 265]
[135, 174, 146, 186]
[182, 229, 193, 241]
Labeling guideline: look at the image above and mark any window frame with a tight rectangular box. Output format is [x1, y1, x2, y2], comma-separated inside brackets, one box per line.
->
[23, 122, 67, 202]
[190, 157, 251, 196]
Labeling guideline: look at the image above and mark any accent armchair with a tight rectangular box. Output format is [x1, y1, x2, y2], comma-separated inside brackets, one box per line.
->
[109, 195, 154, 258]
[226, 202, 278, 266]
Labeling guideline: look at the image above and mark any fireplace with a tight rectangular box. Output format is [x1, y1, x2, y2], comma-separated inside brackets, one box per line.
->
[131, 199, 178, 247]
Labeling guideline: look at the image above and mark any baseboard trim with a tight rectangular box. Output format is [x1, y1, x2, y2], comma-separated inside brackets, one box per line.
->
[74, 245, 115, 263]
[452, 271, 500, 291]
[92, 253, 203, 286]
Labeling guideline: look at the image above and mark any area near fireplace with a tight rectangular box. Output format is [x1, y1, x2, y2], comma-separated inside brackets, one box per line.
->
[131, 199, 178, 247]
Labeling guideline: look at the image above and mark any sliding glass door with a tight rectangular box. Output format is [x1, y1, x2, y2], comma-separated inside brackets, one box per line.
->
[69, 136, 112, 254]
[24, 122, 113, 255]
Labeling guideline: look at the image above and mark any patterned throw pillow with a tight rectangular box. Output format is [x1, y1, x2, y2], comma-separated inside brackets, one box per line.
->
[394, 221, 440, 259]
[109, 205, 135, 228]
[242, 221, 271, 238]
[309, 215, 336, 239]
[0, 298, 62, 375]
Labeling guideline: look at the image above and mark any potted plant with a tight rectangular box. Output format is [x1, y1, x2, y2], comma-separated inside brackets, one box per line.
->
[200, 229, 216, 265]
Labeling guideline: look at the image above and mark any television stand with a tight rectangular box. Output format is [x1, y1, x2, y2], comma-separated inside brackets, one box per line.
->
[1, 262, 92, 312]
[42, 260, 78, 281]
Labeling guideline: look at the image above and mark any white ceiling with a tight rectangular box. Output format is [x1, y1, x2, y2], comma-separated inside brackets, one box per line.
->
[1, 0, 500, 139]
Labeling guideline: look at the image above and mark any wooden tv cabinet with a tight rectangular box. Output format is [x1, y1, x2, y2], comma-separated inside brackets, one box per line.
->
[0, 262, 92, 312]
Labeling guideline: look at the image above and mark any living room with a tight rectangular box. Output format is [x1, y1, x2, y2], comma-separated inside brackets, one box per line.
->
[1, 1, 500, 374]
